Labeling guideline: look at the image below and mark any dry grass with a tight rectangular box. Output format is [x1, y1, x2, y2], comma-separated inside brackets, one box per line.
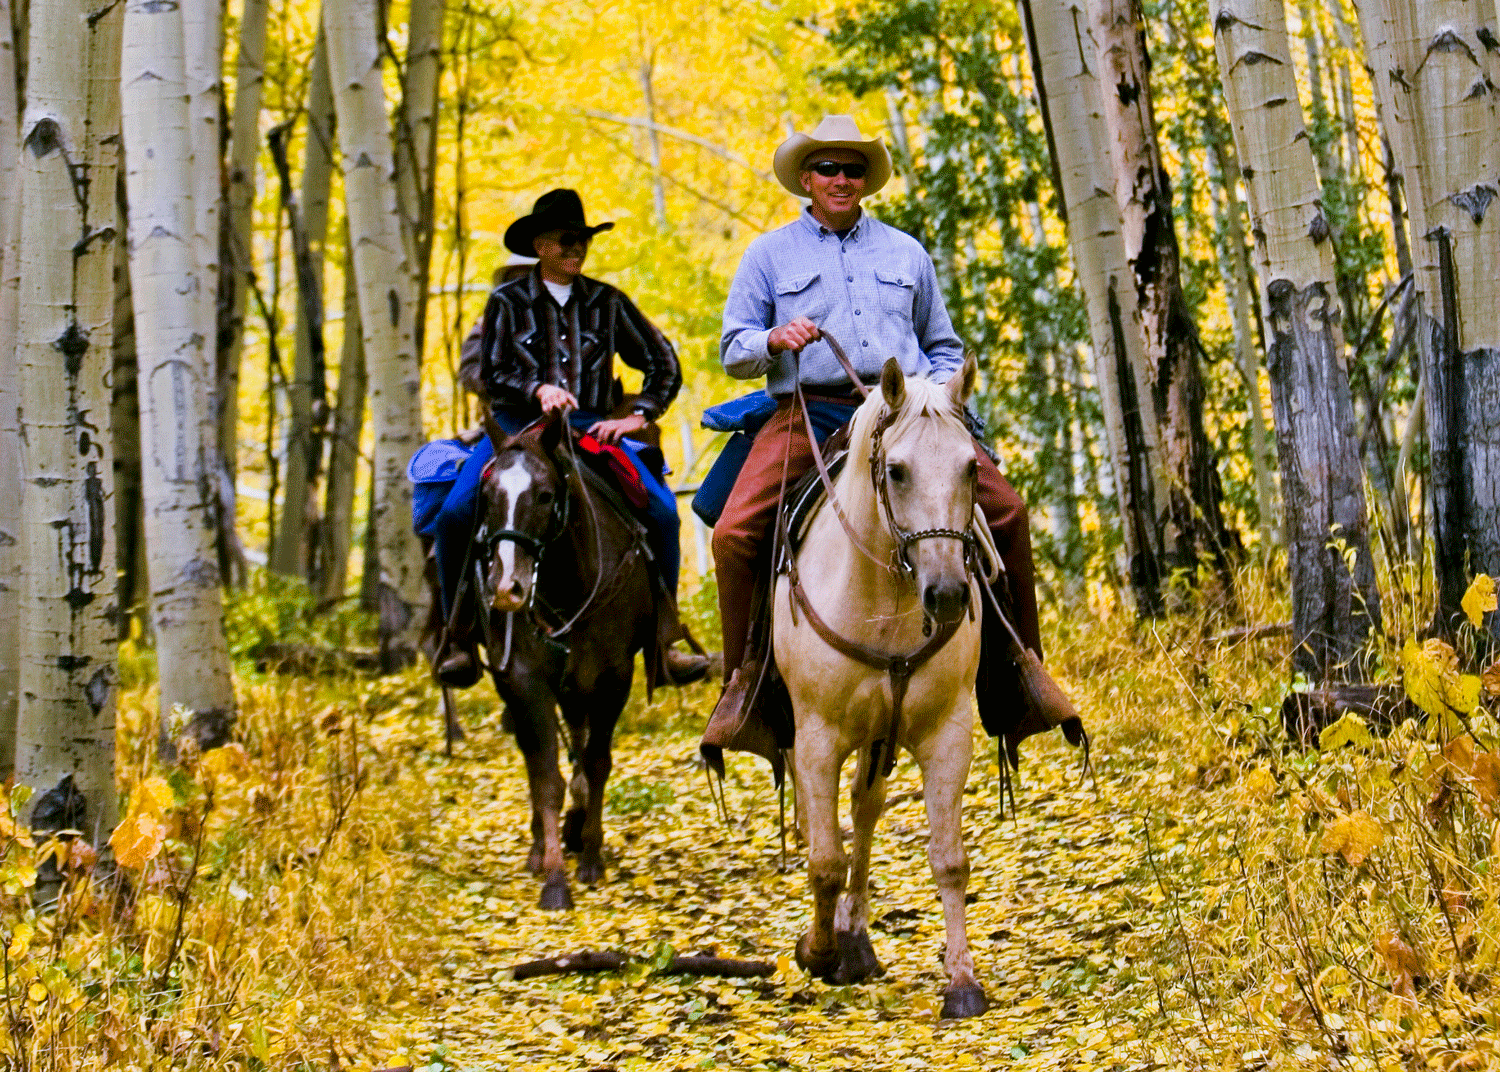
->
[0, 562, 1495, 1070]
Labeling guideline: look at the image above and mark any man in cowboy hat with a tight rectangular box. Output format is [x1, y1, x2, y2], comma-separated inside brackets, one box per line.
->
[431, 188, 709, 687]
[705, 116, 1079, 766]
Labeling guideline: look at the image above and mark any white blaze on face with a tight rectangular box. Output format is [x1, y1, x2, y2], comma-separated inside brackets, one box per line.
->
[494, 458, 533, 583]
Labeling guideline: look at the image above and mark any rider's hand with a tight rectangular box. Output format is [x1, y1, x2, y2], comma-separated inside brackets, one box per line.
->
[767, 316, 821, 356]
[588, 414, 648, 446]
[535, 384, 578, 415]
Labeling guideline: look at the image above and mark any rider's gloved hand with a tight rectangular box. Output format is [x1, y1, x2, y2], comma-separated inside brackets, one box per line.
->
[536, 384, 578, 415]
[767, 316, 821, 355]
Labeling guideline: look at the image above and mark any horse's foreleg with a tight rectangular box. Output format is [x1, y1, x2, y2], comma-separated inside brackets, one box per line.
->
[575, 681, 626, 886]
[513, 691, 572, 911]
[914, 709, 987, 1018]
[563, 718, 589, 854]
[792, 732, 845, 982]
[832, 747, 886, 984]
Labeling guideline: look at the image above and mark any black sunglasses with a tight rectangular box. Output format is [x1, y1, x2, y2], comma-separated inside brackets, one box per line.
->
[808, 160, 869, 180]
[547, 230, 591, 249]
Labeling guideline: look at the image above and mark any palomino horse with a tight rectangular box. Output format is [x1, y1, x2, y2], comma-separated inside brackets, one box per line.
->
[473, 416, 667, 909]
[774, 355, 992, 1018]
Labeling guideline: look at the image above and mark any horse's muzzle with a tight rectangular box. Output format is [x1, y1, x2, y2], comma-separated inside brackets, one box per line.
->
[491, 577, 528, 613]
[922, 579, 971, 625]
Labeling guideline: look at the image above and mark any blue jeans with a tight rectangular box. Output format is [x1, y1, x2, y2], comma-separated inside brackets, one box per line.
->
[433, 411, 680, 623]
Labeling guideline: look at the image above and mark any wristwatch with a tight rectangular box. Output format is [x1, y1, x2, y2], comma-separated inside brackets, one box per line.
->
[630, 403, 652, 420]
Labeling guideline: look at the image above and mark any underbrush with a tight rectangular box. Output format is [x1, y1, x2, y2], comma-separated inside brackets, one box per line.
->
[0, 563, 1495, 1069]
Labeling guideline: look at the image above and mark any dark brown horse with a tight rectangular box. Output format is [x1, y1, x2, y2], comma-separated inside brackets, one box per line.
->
[469, 415, 672, 909]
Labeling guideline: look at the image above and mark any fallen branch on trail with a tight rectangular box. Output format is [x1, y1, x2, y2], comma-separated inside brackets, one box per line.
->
[1282, 684, 1415, 745]
[508, 950, 774, 980]
[1208, 622, 1292, 645]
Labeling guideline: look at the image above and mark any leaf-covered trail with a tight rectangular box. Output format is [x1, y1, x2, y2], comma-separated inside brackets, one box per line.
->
[364, 677, 1174, 1072]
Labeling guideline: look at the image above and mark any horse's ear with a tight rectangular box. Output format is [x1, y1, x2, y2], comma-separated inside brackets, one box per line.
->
[537, 412, 564, 455]
[947, 352, 978, 407]
[483, 414, 510, 454]
[880, 357, 906, 409]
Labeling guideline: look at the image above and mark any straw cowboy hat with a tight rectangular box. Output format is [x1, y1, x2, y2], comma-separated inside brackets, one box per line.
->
[772, 115, 893, 198]
[504, 188, 615, 257]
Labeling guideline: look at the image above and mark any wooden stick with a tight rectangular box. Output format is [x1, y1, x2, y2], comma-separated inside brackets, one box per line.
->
[506, 950, 774, 980]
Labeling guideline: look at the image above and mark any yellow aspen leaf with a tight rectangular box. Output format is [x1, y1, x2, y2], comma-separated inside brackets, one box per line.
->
[7, 923, 31, 959]
[1319, 811, 1383, 866]
[1402, 639, 1482, 716]
[1318, 713, 1372, 751]
[27, 983, 45, 1003]
[1236, 767, 1277, 805]
[199, 743, 251, 784]
[109, 813, 166, 870]
[127, 776, 174, 820]
[1461, 575, 1496, 628]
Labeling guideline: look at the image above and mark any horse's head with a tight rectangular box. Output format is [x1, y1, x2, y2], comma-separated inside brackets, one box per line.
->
[480, 415, 567, 614]
[871, 354, 980, 626]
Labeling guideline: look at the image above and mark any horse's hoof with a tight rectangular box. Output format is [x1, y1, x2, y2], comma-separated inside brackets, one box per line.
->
[940, 983, 989, 1019]
[795, 931, 840, 982]
[562, 808, 586, 854]
[576, 857, 605, 886]
[832, 929, 885, 985]
[538, 877, 574, 911]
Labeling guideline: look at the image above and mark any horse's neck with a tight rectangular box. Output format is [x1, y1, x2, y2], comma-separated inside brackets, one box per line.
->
[820, 434, 902, 597]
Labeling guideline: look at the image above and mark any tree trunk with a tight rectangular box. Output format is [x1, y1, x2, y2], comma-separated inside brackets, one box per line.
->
[317, 234, 366, 604]
[1018, 0, 1169, 616]
[122, 0, 237, 754]
[1207, 140, 1278, 549]
[219, 0, 269, 496]
[0, 0, 23, 773]
[1088, 0, 1239, 591]
[1355, 0, 1500, 644]
[1216, 0, 1383, 683]
[394, 0, 441, 361]
[280, 27, 335, 584]
[324, 0, 426, 662]
[111, 196, 150, 642]
[13, 0, 122, 838]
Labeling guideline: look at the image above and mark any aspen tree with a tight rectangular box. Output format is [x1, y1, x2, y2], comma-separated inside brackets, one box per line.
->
[324, 0, 426, 661]
[122, 0, 237, 751]
[1087, 0, 1238, 591]
[276, 28, 335, 581]
[1215, 0, 1382, 681]
[1354, 0, 1500, 643]
[13, 0, 123, 837]
[319, 238, 367, 605]
[395, 0, 443, 359]
[220, 0, 270, 488]
[1018, 0, 1170, 616]
[0, 0, 22, 772]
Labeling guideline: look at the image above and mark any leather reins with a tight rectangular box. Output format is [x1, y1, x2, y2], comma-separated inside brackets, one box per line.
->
[777, 332, 977, 785]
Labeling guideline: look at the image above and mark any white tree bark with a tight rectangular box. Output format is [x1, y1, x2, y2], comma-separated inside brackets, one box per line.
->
[1355, 0, 1500, 640]
[0, 0, 24, 773]
[219, 0, 269, 484]
[14, 0, 123, 837]
[394, 0, 442, 361]
[1018, 0, 1170, 615]
[1216, 0, 1381, 680]
[324, 0, 426, 659]
[122, 0, 237, 751]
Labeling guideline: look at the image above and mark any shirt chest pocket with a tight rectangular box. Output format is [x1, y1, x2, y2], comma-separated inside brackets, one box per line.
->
[775, 272, 827, 322]
[875, 268, 915, 320]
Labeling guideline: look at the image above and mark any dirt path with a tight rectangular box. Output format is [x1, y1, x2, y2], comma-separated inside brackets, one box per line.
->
[357, 677, 1174, 1072]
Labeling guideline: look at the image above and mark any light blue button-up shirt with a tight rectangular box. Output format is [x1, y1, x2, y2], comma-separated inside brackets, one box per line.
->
[720, 207, 964, 395]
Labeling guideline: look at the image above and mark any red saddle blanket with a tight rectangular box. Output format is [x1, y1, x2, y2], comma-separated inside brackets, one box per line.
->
[571, 434, 649, 510]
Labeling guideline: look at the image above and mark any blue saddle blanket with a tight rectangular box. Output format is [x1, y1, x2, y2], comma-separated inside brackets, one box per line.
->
[408, 437, 480, 537]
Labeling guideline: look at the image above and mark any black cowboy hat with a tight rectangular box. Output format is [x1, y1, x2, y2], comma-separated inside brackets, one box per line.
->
[503, 189, 615, 257]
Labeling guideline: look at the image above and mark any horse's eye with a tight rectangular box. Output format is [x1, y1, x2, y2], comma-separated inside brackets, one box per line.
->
[535, 490, 554, 505]
[888, 463, 908, 484]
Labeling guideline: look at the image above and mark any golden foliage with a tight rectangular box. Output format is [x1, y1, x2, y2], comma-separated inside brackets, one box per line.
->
[1462, 574, 1497, 628]
[1318, 810, 1384, 867]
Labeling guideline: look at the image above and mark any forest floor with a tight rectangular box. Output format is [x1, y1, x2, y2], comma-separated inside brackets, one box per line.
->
[6, 567, 1500, 1071]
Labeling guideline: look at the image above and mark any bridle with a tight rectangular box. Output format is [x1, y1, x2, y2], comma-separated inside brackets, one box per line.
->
[475, 450, 571, 615]
[867, 408, 982, 584]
